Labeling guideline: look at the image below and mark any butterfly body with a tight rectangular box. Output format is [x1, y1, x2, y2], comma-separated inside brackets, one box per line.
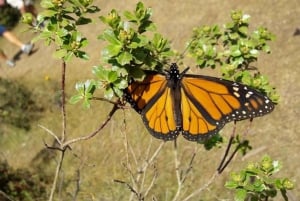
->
[124, 63, 274, 141]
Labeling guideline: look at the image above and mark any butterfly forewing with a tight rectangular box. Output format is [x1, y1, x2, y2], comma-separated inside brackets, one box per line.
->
[124, 73, 180, 140]
[180, 74, 274, 141]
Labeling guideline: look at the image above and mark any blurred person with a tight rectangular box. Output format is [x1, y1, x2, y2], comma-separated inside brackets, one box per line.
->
[0, 49, 15, 67]
[6, 0, 38, 18]
[0, 24, 33, 54]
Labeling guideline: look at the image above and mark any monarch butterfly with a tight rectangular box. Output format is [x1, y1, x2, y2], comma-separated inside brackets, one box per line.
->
[124, 63, 274, 141]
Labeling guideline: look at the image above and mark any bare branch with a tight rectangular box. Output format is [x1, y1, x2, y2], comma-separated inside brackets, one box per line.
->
[61, 61, 67, 142]
[143, 163, 158, 198]
[182, 171, 219, 201]
[62, 101, 121, 147]
[48, 150, 66, 201]
[114, 179, 144, 201]
[172, 139, 182, 201]
[0, 190, 15, 201]
[38, 124, 61, 146]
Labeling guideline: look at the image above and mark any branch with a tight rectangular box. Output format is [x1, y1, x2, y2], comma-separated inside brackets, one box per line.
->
[62, 101, 121, 147]
[61, 61, 67, 142]
[38, 124, 61, 146]
[48, 149, 66, 201]
[172, 141, 198, 201]
[172, 140, 182, 201]
[114, 179, 143, 200]
[182, 171, 219, 201]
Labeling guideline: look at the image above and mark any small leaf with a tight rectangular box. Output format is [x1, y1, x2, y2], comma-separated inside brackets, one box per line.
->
[234, 189, 247, 201]
[40, 0, 55, 8]
[40, 10, 57, 17]
[124, 10, 137, 22]
[127, 67, 146, 81]
[101, 30, 122, 45]
[53, 49, 68, 59]
[76, 17, 92, 25]
[104, 87, 115, 100]
[116, 51, 133, 65]
[107, 71, 118, 82]
[238, 26, 248, 35]
[225, 180, 239, 189]
[69, 94, 83, 104]
[102, 44, 122, 58]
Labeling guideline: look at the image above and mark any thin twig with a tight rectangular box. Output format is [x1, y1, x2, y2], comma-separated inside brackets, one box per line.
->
[143, 163, 158, 198]
[72, 169, 81, 201]
[61, 61, 67, 142]
[126, 141, 165, 201]
[172, 139, 182, 201]
[218, 141, 242, 173]
[181, 171, 219, 201]
[217, 119, 254, 173]
[181, 148, 197, 184]
[38, 124, 61, 146]
[217, 135, 235, 173]
[114, 179, 143, 200]
[217, 122, 237, 173]
[0, 190, 15, 201]
[141, 141, 165, 172]
[62, 102, 121, 147]
[140, 137, 154, 194]
[48, 150, 66, 201]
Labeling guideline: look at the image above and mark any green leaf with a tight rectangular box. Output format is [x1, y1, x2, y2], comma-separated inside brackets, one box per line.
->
[124, 10, 137, 22]
[225, 180, 239, 189]
[69, 94, 83, 104]
[234, 189, 247, 201]
[252, 179, 266, 192]
[107, 71, 118, 82]
[92, 66, 110, 80]
[102, 44, 122, 58]
[238, 25, 248, 35]
[40, 10, 57, 18]
[104, 87, 115, 100]
[114, 78, 128, 89]
[127, 67, 146, 81]
[76, 17, 92, 25]
[40, 0, 55, 9]
[116, 51, 133, 65]
[64, 51, 74, 62]
[53, 49, 68, 59]
[230, 45, 242, 57]
[101, 30, 122, 45]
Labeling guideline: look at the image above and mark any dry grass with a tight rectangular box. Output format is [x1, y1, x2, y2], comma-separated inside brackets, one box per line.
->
[0, 0, 300, 200]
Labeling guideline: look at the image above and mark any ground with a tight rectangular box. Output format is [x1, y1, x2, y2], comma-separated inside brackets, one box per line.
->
[0, 0, 299, 200]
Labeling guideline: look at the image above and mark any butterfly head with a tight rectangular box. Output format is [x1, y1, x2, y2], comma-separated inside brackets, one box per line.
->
[167, 63, 180, 80]
[166, 63, 190, 81]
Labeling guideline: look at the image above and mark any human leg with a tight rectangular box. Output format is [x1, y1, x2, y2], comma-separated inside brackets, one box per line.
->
[2, 30, 33, 54]
[0, 49, 16, 67]
[2, 30, 24, 49]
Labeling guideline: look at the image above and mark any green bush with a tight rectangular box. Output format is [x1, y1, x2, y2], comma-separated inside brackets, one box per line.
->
[0, 78, 43, 130]
[0, 159, 48, 201]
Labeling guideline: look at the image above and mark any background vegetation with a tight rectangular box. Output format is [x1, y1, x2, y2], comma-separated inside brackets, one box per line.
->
[0, 0, 299, 200]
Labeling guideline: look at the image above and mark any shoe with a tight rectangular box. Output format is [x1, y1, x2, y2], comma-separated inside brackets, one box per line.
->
[6, 60, 15, 67]
[21, 43, 34, 55]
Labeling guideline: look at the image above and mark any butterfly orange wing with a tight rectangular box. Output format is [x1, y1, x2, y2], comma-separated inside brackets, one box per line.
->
[180, 74, 274, 141]
[124, 73, 180, 140]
